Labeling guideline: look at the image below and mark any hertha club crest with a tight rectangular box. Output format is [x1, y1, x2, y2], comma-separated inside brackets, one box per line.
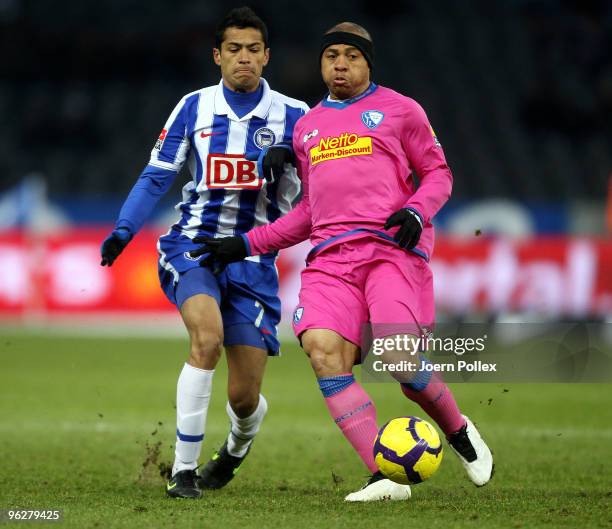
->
[254, 127, 276, 149]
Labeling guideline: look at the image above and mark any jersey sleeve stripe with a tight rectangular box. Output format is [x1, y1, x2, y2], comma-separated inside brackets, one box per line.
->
[199, 114, 230, 236]
[234, 116, 269, 234]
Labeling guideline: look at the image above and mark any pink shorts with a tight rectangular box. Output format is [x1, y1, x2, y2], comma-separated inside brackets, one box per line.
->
[291, 237, 435, 346]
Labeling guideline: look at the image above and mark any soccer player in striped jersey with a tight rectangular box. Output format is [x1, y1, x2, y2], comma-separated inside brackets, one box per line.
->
[100, 7, 308, 498]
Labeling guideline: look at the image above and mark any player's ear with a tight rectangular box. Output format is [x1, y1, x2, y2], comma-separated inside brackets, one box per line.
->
[213, 47, 222, 66]
[262, 48, 270, 67]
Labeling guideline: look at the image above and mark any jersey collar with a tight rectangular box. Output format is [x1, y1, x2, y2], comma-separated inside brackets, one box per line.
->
[321, 82, 378, 109]
[214, 78, 273, 121]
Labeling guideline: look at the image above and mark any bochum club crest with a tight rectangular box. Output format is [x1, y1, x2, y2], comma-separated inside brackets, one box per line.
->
[361, 110, 384, 129]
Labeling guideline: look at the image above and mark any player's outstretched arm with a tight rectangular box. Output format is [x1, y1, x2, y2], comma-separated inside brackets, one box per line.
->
[244, 140, 312, 254]
[401, 100, 453, 225]
[100, 166, 178, 266]
[100, 95, 192, 267]
[188, 194, 312, 273]
[190, 141, 313, 268]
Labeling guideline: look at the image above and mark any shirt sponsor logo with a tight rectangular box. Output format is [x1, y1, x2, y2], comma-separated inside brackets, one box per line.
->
[361, 110, 384, 129]
[206, 154, 262, 189]
[254, 127, 276, 149]
[154, 128, 168, 150]
[309, 132, 373, 165]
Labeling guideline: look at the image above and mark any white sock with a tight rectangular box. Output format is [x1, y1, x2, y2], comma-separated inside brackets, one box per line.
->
[226, 394, 268, 458]
[173, 363, 214, 475]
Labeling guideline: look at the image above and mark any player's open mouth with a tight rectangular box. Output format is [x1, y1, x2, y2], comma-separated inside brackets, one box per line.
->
[333, 77, 348, 86]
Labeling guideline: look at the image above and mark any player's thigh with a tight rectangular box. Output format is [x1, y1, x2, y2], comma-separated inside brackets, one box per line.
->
[178, 267, 224, 368]
[365, 254, 432, 335]
[225, 344, 268, 416]
[222, 261, 282, 356]
[365, 255, 432, 384]
[301, 328, 360, 377]
[180, 294, 224, 369]
[293, 265, 368, 351]
[180, 293, 223, 336]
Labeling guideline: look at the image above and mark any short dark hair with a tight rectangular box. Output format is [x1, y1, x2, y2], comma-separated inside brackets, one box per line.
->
[215, 7, 269, 49]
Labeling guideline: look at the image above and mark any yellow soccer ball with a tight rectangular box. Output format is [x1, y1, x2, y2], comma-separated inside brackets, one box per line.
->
[373, 416, 443, 485]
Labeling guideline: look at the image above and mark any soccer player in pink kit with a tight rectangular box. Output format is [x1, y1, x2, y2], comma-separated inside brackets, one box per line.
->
[193, 22, 493, 501]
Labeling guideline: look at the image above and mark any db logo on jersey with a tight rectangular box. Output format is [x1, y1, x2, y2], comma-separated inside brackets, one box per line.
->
[206, 154, 262, 190]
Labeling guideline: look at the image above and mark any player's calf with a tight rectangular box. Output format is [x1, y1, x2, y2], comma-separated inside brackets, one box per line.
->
[197, 395, 268, 489]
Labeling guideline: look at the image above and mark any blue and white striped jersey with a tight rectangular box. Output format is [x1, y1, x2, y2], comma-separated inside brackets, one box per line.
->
[150, 78, 308, 240]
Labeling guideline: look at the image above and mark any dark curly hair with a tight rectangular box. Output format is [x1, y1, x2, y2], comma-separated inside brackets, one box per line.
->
[215, 7, 269, 49]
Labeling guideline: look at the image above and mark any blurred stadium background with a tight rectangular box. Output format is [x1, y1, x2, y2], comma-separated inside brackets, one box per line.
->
[1, 3, 612, 526]
[0, 0, 611, 332]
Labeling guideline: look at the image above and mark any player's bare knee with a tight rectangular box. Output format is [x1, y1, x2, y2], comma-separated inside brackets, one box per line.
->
[188, 329, 223, 368]
[228, 389, 260, 418]
[301, 333, 343, 375]
[306, 346, 341, 376]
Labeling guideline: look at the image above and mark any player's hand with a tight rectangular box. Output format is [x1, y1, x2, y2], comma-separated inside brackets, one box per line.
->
[384, 208, 423, 250]
[246, 144, 295, 183]
[100, 228, 133, 266]
[190, 236, 247, 273]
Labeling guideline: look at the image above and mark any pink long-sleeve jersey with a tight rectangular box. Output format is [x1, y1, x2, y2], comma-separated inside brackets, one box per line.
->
[245, 83, 453, 261]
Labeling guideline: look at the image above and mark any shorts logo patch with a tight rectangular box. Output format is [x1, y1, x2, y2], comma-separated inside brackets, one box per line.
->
[254, 127, 276, 149]
[293, 306, 304, 324]
[309, 132, 372, 166]
[361, 110, 384, 130]
[183, 251, 201, 262]
[206, 154, 262, 189]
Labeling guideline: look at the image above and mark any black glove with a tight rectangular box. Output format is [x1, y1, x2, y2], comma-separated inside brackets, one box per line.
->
[189, 236, 247, 273]
[246, 144, 295, 183]
[384, 208, 423, 250]
[100, 227, 133, 266]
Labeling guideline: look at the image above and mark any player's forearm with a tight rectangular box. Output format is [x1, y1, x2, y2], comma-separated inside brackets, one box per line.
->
[115, 165, 178, 234]
[244, 201, 311, 255]
[404, 166, 453, 224]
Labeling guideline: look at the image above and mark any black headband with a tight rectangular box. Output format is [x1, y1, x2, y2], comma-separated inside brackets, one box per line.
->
[319, 31, 374, 71]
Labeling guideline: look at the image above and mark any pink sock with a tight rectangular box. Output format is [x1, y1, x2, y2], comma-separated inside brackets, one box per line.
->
[400, 373, 466, 436]
[320, 374, 379, 473]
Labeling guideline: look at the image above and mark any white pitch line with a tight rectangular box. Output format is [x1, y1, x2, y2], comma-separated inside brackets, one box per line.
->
[0, 422, 611, 438]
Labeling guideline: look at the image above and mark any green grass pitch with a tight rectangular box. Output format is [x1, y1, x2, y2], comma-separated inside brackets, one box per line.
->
[0, 333, 611, 529]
